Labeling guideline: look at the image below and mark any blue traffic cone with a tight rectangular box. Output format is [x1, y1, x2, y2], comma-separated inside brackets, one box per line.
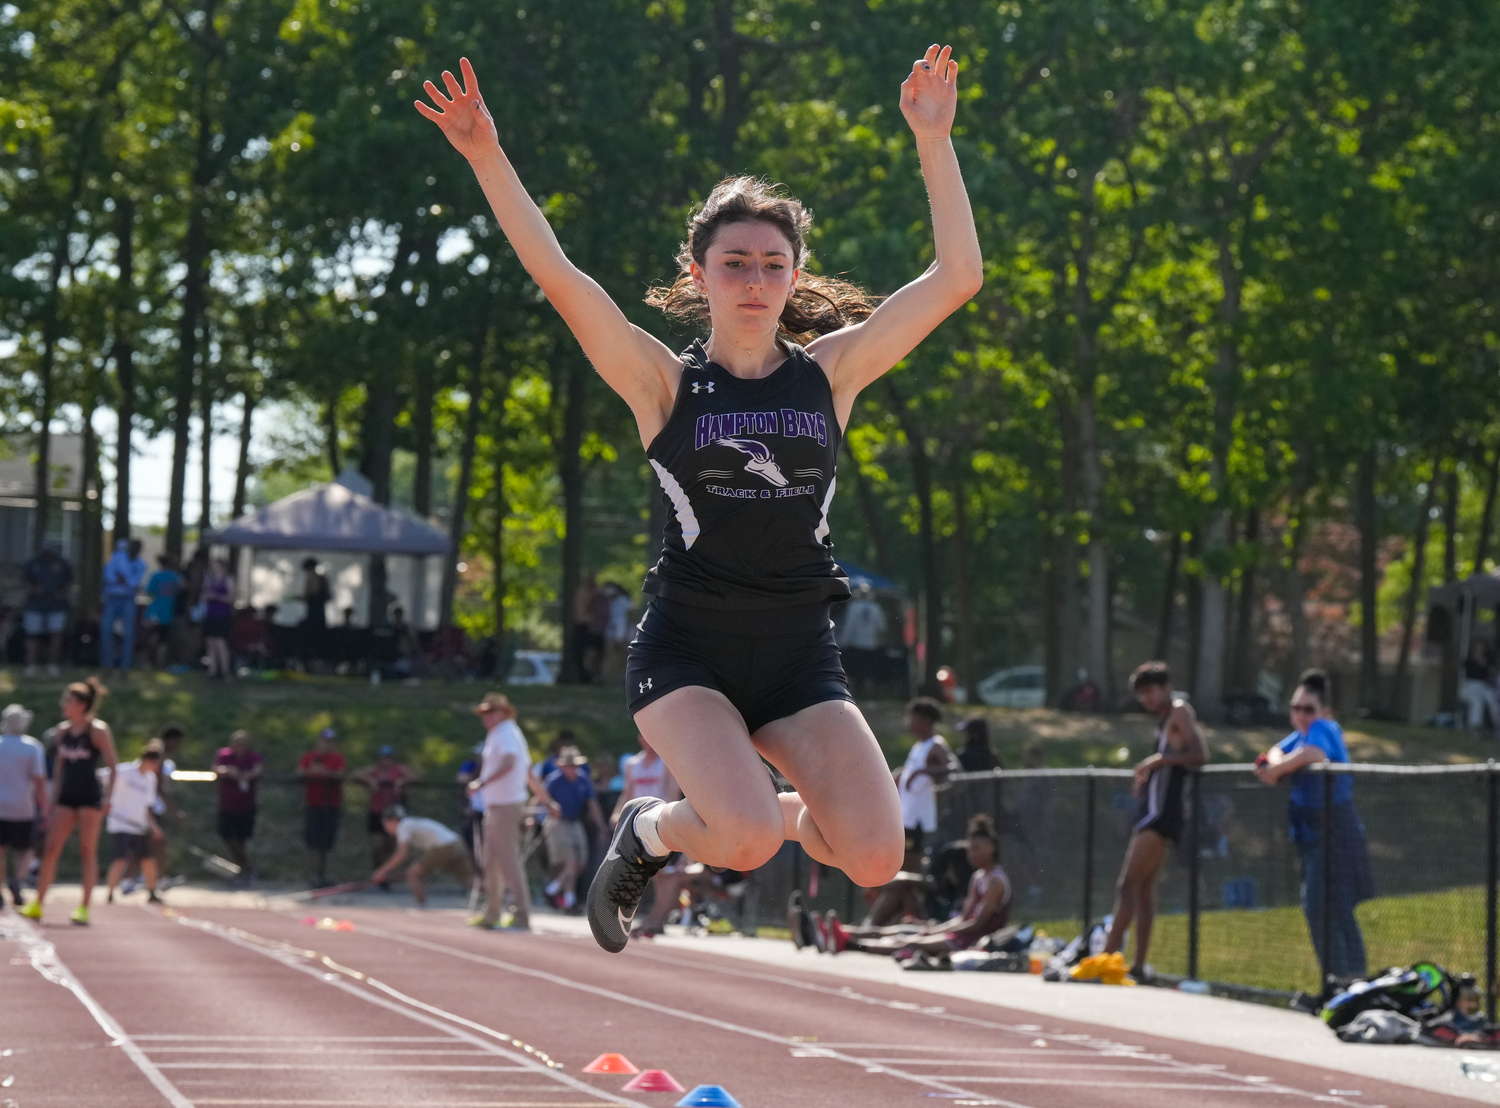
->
[675, 1086, 742, 1107]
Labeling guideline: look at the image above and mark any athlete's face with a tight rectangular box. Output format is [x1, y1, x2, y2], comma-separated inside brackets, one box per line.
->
[965, 835, 997, 870]
[1135, 682, 1171, 715]
[692, 220, 798, 335]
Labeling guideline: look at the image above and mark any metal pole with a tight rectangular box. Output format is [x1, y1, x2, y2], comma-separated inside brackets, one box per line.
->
[1187, 770, 1201, 981]
[1488, 761, 1498, 1022]
[1320, 771, 1333, 989]
[1082, 771, 1096, 932]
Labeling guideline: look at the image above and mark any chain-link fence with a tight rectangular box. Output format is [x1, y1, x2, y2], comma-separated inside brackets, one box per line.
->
[42, 762, 1498, 1011]
[739, 762, 1498, 1010]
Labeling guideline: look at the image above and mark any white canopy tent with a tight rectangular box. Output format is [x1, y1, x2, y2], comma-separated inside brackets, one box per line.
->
[208, 482, 450, 628]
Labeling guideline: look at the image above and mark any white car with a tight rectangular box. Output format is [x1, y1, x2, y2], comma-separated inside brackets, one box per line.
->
[976, 665, 1046, 709]
[506, 650, 562, 685]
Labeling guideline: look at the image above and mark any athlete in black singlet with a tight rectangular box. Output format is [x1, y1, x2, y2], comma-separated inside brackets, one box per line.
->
[25, 678, 118, 925]
[417, 43, 982, 952]
[1103, 662, 1207, 979]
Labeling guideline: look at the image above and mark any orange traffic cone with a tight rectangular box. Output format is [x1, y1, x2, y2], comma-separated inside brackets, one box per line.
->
[583, 1053, 640, 1075]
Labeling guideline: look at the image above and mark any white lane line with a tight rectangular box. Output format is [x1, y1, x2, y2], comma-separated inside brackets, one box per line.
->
[947, 1078, 1281, 1090]
[348, 921, 1036, 1108]
[147, 1048, 491, 1056]
[135, 1036, 459, 1043]
[189, 1101, 606, 1106]
[169, 914, 647, 1108]
[157, 1064, 532, 1072]
[0, 911, 195, 1108]
[857, 1061, 1203, 1071]
[618, 945, 1355, 1105]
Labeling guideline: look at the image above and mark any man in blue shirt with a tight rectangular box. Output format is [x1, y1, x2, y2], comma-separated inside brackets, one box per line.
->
[542, 747, 603, 912]
[1255, 669, 1373, 983]
[100, 539, 148, 671]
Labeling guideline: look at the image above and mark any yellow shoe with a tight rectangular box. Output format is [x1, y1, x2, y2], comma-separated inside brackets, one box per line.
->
[69, 905, 90, 926]
[19, 901, 41, 921]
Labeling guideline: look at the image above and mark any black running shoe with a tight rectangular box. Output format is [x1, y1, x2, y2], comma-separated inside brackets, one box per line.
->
[586, 797, 668, 953]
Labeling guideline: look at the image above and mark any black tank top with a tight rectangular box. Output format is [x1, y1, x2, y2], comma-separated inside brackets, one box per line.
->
[643, 340, 851, 610]
[56, 723, 103, 804]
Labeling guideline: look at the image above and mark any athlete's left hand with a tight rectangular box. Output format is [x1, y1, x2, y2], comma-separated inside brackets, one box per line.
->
[900, 44, 958, 143]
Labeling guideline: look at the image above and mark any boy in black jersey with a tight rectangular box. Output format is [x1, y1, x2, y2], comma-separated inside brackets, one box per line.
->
[417, 42, 982, 952]
[1099, 662, 1207, 980]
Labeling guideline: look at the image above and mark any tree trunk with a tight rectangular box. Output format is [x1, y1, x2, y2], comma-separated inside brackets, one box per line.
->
[1186, 533, 1203, 693]
[198, 374, 214, 537]
[952, 472, 977, 701]
[78, 404, 104, 621]
[1279, 517, 1312, 692]
[558, 358, 588, 683]
[1055, 399, 1082, 699]
[1356, 445, 1381, 712]
[848, 458, 894, 579]
[112, 195, 136, 544]
[1440, 467, 1461, 712]
[1154, 531, 1181, 662]
[442, 334, 487, 630]
[1079, 387, 1110, 702]
[362, 383, 397, 627]
[1476, 447, 1500, 572]
[1043, 541, 1062, 707]
[1393, 464, 1438, 719]
[886, 383, 943, 696]
[32, 249, 65, 551]
[325, 401, 341, 475]
[232, 388, 257, 520]
[413, 368, 434, 518]
[492, 466, 506, 657]
[166, 71, 214, 561]
[1232, 506, 1261, 692]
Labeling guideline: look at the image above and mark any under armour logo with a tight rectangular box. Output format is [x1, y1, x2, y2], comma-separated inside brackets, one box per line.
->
[639, 678, 653, 694]
[691, 381, 714, 394]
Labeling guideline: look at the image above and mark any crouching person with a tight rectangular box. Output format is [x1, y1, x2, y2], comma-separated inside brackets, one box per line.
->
[371, 806, 473, 907]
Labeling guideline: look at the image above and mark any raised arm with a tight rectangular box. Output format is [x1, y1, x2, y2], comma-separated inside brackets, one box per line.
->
[808, 44, 983, 423]
[415, 59, 681, 447]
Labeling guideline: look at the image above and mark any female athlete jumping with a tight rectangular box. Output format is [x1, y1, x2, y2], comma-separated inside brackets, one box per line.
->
[417, 44, 982, 952]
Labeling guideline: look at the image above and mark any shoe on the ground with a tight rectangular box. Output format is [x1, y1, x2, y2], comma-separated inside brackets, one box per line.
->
[787, 890, 807, 949]
[824, 910, 848, 954]
[497, 919, 530, 932]
[69, 905, 89, 926]
[107, 888, 114, 904]
[147, 891, 163, 905]
[586, 796, 669, 954]
[467, 915, 499, 930]
[809, 909, 829, 953]
[19, 901, 41, 921]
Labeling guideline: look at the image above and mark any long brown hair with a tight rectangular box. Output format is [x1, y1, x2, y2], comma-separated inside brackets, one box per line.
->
[64, 676, 107, 714]
[645, 176, 878, 343]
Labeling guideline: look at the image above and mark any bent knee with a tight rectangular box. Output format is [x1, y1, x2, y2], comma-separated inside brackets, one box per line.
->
[713, 812, 784, 872]
[842, 828, 905, 888]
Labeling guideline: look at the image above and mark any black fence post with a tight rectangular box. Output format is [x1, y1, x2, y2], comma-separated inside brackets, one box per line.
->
[1187, 770, 1201, 981]
[1320, 770, 1333, 989]
[1082, 770, 1096, 932]
[1488, 761, 1498, 1023]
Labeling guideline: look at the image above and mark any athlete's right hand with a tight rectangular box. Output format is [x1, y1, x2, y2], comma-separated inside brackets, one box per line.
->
[414, 57, 501, 163]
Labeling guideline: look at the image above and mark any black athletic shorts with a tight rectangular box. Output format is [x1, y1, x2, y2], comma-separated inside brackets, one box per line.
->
[304, 806, 342, 851]
[112, 831, 151, 861]
[626, 598, 852, 734]
[0, 819, 34, 850]
[218, 810, 256, 842]
[1136, 766, 1186, 843]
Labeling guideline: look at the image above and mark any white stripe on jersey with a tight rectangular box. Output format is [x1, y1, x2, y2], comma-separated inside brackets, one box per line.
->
[651, 459, 702, 550]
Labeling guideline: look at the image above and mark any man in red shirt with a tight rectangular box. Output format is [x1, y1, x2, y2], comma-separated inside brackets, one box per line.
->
[297, 728, 346, 888]
[212, 730, 263, 887]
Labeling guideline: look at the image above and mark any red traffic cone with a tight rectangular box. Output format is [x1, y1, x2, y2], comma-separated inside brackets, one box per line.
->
[623, 1069, 687, 1093]
[583, 1053, 640, 1075]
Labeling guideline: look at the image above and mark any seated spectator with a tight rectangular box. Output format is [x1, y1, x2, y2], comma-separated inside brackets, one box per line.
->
[806, 815, 1011, 958]
[955, 717, 998, 773]
[371, 805, 473, 907]
[230, 605, 269, 669]
[1461, 640, 1498, 734]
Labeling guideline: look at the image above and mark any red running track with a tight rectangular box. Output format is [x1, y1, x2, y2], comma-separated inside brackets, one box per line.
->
[0, 902, 1466, 1108]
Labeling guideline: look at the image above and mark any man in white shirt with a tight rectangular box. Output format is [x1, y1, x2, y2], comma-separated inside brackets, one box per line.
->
[105, 741, 165, 905]
[0, 704, 47, 909]
[466, 692, 532, 930]
[372, 806, 473, 907]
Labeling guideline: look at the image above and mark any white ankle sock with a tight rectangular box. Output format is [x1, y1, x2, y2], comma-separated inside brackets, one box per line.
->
[633, 803, 669, 859]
